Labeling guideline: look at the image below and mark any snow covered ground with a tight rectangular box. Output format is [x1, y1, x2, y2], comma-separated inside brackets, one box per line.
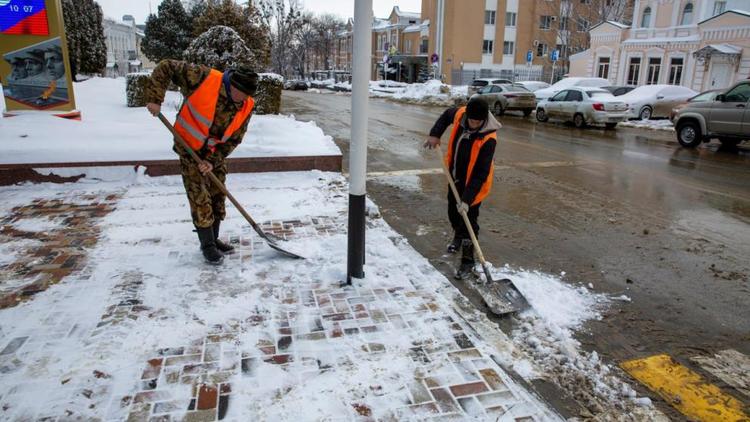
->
[0, 78, 340, 165]
[0, 169, 664, 420]
[299, 79, 468, 106]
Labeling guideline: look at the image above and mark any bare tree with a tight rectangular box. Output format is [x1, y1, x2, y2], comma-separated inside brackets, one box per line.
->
[260, 0, 303, 76]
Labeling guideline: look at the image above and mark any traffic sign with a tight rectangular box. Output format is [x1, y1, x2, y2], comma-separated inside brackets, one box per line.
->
[526, 50, 533, 63]
[430, 53, 439, 64]
[382, 54, 389, 64]
[551, 49, 559, 62]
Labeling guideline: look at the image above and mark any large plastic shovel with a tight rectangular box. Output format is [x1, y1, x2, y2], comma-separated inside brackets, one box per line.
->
[157, 113, 304, 260]
[437, 145, 529, 315]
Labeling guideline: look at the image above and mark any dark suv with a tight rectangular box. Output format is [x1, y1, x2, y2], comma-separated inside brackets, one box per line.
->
[674, 80, 750, 148]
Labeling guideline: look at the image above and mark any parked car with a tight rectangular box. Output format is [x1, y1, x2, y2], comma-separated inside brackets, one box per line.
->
[468, 78, 513, 96]
[283, 80, 309, 91]
[603, 86, 636, 96]
[534, 77, 611, 101]
[535, 87, 628, 129]
[471, 84, 537, 117]
[673, 80, 750, 148]
[516, 81, 551, 93]
[618, 84, 697, 120]
[669, 89, 722, 121]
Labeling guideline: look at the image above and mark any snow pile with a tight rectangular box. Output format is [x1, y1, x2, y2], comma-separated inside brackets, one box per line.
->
[370, 80, 467, 107]
[489, 266, 660, 417]
[0, 77, 340, 165]
[618, 119, 675, 132]
[259, 73, 283, 82]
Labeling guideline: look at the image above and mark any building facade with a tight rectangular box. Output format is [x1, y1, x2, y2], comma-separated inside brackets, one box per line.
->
[103, 16, 143, 77]
[570, 0, 750, 91]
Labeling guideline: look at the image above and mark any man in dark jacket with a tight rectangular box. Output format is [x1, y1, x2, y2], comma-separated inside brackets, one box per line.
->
[145, 60, 258, 265]
[424, 97, 499, 279]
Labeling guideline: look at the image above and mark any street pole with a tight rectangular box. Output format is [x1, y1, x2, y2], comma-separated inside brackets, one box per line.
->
[346, 0, 372, 284]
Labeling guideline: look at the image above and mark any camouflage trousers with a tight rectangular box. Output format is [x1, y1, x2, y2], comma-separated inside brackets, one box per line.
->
[179, 154, 227, 228]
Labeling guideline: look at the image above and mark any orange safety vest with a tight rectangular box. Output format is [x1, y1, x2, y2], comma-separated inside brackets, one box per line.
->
[444, 106, 496, 206]
[174, 69, 255, 152]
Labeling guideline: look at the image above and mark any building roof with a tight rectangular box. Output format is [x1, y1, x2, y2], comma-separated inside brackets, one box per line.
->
[698, 9, 750, 25]
[589, 20, 630, 32]
[403, 24, 421, 33]
[392, 6, 420, 19]
[695, 43, 742, 55]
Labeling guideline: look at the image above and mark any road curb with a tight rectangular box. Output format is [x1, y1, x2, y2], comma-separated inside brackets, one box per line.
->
[0, 155, 343, 186]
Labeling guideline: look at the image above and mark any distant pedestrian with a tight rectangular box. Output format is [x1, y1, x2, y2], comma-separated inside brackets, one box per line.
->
[424, 97, 499, 279]
[145, 60, 258, 265]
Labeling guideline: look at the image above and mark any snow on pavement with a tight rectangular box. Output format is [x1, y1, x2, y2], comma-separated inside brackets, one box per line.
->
[0, 171, 564, 421]
[0, 77, 339, 165]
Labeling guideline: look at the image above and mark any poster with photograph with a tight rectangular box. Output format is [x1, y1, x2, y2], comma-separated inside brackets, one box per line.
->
[3, 37, 68, 109]
[0, 0, 75, 114]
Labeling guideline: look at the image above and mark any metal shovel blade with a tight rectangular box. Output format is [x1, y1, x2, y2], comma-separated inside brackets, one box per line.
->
[266, 238, 306, 260]
[477, 265, 530, 315]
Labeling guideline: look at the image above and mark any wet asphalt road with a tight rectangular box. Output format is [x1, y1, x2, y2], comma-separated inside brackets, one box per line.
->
[281, 90, 750, 417]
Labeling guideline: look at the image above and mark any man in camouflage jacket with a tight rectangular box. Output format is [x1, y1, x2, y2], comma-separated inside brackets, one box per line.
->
[145, 59, 258, 265]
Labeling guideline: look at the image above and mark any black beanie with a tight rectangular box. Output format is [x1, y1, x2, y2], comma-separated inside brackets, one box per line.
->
[466, 97, 489, 120]
[230, 67, 258, 95]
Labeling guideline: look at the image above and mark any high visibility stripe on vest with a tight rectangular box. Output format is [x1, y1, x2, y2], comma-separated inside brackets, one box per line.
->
[174, 69, 255, 152]
[443, 107, 496, 206]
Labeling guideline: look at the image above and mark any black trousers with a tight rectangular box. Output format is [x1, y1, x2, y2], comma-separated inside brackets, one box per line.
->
[447, 187, 481, 240]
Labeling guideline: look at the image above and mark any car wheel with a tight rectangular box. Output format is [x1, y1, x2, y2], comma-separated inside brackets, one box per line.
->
[536, 108, 548, 122]
[523, 108, 533, 117]
[605, 123, 617, 130]
[493, 102, 504, 116]
[639, 106, 653, 120]
[676, 121, 702, 148]
[573, 113, 586, 128]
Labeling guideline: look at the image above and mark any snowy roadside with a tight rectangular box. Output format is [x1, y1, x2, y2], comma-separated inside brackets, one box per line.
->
[0, 169, 664, 420]
[297, 79, 468, 107]
[618, 119, 676, 132]
[0, 77, 339, 165]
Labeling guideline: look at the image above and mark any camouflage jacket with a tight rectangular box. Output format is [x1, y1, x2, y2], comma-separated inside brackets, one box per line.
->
[146, 59, 253, 164]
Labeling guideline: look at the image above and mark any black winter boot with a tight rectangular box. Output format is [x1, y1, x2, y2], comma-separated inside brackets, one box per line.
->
[446, 234, 462, 254]
[212, 220, 234, 254]
[455, 239, 476, 280]
[196, 227, 224, 265]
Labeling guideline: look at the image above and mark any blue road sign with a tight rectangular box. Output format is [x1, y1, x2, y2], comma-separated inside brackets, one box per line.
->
[526, 50, 533, 63]
[551, 49, 559, 62]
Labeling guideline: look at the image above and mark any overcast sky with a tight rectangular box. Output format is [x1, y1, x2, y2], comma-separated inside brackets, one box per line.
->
[97, 0, 422, 24]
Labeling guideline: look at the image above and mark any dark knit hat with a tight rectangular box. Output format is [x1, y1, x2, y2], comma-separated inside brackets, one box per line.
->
[230, 67, 258, 95]
[466, 97, 489, 120]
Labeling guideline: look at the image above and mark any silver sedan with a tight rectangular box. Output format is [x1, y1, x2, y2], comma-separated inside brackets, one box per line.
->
[535, 87, 628, 129]
[471, 84, 537, 117]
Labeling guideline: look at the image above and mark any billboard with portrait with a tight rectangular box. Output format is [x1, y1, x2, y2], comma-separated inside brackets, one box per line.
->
[0, 0, 75, 114]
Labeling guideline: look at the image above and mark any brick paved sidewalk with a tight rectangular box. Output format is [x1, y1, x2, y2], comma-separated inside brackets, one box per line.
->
[0, 172, 559, 421]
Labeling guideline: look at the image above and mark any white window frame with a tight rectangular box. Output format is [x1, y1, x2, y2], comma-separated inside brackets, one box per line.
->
[680, 3, 694, 26]
[647, 57, 662, 85]
[485, 10, 496, 25]
[503, 41, 515, 55]
[482, 40, 494, 55]
[713, 1, 727, 16]
[597, 56, 611, 79]
[627, 56, 642, 85]
[540, 15, 552, 30]
[506, 12, 517, 27]
[668, 56, 685, 85]
[641, 7, 652, 28]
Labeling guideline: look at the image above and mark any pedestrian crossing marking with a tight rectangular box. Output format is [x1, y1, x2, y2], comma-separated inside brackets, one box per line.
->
[621, 354, 749, 422]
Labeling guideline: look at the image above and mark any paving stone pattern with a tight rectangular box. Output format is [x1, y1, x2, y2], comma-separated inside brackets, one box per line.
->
[0, 190, 545, 420]
[0, 195, 118, 309]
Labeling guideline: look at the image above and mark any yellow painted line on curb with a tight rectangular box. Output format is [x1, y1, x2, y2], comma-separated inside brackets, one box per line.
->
[621, 354, 749, 422]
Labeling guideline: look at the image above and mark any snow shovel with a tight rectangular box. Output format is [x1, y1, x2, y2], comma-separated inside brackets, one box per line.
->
[157, 113, 304, 260]
[436, 145, 529, 315]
